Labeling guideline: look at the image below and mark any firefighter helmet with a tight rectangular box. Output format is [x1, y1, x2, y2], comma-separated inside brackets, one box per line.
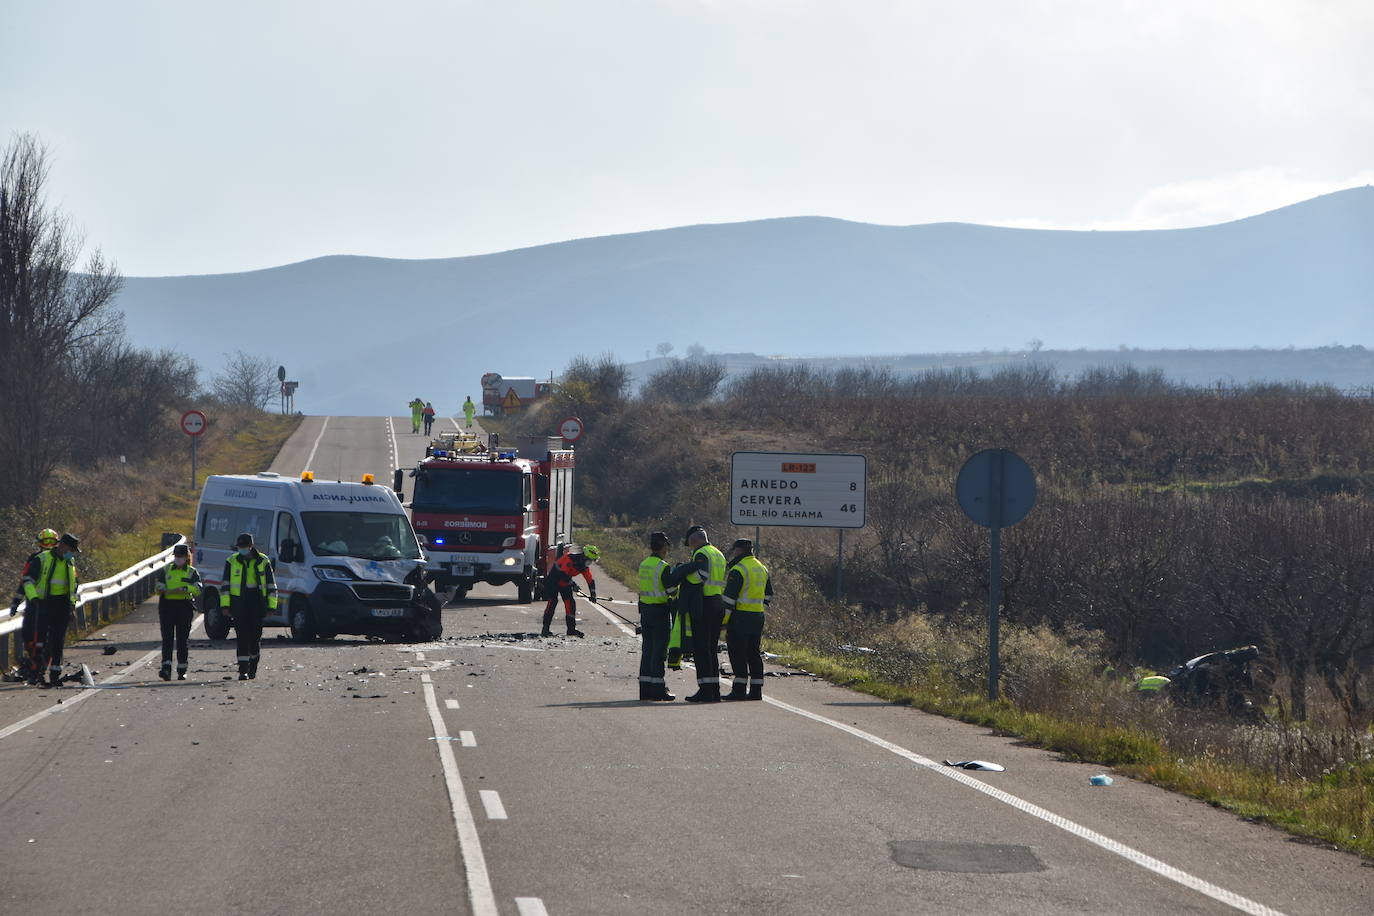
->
[582, 545, 600, 561]
[38, 528, 58, 546]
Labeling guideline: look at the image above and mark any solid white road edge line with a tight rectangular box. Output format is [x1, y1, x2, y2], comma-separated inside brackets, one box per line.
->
[762, 695, 1286, 916]
[419, 673, 499, 916]
[515, 897, 549, 916]
[479, 790, 507, 820]
[303, 416, 332, 472]
[0, 613, 205, 742]
[386, 415, 400, 476]
[588, 601, 636, 636]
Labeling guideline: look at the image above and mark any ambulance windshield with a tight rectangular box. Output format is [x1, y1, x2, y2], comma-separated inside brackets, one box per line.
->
[302, 511, 422, 560]
[412, 468, 524, 515]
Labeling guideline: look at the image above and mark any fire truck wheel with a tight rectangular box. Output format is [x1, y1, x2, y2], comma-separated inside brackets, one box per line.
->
[448, 586, 469, 605]
[518, 571, 535, 604]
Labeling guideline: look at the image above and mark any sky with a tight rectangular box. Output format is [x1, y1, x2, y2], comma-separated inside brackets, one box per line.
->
[3, 0, 1371, 277]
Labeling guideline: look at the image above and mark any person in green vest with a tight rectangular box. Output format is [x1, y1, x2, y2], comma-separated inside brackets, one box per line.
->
[409, 397, 425, 434]
[14, 528, 58, 685]
[220, 532, 278, 680]
[676, 525, 727, 703]
[721, 538, 772, 701]
[154, 543, 202, 681]
[22, 532, 80, 687]
[462, 395, 476, 429]
[637, 531, 677, 701]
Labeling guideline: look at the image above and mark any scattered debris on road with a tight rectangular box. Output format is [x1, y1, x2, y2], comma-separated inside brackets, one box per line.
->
[943, 760, 1006, 772]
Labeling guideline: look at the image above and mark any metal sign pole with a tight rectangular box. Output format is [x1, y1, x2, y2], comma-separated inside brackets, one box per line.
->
[836, 529, 845, 600]
[755, 525, 760, 557]
[191, 436, 197, 491]
[987, 449, 1005, 701]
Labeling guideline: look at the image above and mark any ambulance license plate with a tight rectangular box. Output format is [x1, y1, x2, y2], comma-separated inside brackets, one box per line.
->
[452, 564, 474, 576]
[371, 608, 405, 618]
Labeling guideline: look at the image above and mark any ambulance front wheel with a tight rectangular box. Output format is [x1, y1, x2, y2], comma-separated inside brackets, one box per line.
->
[290, 603, 318, 642]
[203, 592, 231, 640]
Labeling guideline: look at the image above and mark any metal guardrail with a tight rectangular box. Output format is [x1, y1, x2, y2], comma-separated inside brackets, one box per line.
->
[0, 535, 188, 665]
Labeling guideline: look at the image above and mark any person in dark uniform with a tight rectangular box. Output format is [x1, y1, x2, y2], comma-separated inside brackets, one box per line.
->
[676, 525, 727, 703]
[637, 532, 676, 701]
[721, 538, 771, 701]
[220, 533, 278, 680]
[540, 545, 598, 637]
[22, 533, 80, 687]
[154, 543, 201, 680]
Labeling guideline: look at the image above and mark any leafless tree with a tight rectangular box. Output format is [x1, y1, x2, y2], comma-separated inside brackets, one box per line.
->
[0, 133, 123, 505]
[211, 350, 278, 410]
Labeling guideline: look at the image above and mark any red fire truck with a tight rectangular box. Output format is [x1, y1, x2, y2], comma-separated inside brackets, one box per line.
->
[393, 440, 575, 602]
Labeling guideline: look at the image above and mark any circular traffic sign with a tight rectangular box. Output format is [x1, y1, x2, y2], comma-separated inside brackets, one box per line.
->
[559, 416, 584, 443]
[180, 409, 208, 437]
[956, 448, 1036, 528]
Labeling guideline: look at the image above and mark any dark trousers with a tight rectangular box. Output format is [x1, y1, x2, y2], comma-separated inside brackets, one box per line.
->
[423, 415, 434, 435]
[542, 579, 576, 625]
[690, 595, 724, 685]
[232, 598, 266, 673]
[39, 598, 71, 679]
[726, 623, 764, 690]
[638, 604, 671, 685]
[159, 599, 194, 672]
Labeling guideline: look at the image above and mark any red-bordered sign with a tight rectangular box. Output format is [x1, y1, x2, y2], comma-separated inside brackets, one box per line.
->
[180, 409, 208, 437]
[559, 416, 584, 443]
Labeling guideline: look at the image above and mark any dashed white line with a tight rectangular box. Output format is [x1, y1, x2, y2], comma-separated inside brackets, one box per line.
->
[459, 730, 476, 747]
[419, 669, 498, 916]
[515, 898, 549, 916]
[479, 790, 507, 820]
[445, 699, 460, 710]
[415, 651, 427, 662]
[303, 416, 332, 472]
[763, 695, 1286, 916]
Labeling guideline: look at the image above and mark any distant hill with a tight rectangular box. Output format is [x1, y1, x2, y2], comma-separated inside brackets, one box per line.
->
[114, 187, 1374, 415]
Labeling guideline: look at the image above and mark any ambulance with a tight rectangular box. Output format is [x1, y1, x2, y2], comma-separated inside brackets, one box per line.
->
[193, 472, 440, 642]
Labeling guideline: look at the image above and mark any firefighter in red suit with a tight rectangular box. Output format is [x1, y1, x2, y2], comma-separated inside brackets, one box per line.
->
[540, 545, 599, 637]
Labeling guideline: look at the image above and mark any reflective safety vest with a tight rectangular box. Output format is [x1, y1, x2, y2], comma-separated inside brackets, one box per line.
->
[638, 556, 671, 605]
[732, 555, 769, 613]
[688, 544, 726, 596]
[221, 553, 278, 610]
[23, 549, 78, 602]
[158, 564, 202, 600]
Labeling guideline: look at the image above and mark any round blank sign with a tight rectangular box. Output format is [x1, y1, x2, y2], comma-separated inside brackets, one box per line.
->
[956, 448, 1036, 529]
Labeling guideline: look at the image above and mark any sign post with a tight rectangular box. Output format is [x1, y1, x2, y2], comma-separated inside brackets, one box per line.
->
[731, 451, 866, 599]
[956, 448, 1036, 701]
[180, 409, 208, 490]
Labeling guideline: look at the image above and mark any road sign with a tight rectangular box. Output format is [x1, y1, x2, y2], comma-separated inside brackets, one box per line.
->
[559, 416, 584, 443]
[731, 452, 866, 529]
[277, 365, 286, 382]
[956, 448, 1036, 529]
[179, 410, 207, 437]
[501, 388, 523, 410]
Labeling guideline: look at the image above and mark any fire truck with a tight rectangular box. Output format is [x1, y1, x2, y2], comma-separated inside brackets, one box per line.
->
[393, 437, 575, 603]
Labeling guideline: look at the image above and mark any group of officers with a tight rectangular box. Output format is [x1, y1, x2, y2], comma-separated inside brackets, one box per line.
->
[10, 527, 276, 686]
[637, 525, 772, 703]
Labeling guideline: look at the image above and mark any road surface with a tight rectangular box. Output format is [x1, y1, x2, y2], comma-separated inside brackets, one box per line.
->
[1, 414, 1369, 916]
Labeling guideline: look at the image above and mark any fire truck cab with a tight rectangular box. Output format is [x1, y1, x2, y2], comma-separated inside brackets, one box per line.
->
[395, 442, 574, 603]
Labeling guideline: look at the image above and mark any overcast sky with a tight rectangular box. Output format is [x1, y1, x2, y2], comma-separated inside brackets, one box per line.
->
[3, 0, 1371, 277]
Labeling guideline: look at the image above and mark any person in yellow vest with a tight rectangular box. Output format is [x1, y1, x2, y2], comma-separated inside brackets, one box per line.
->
[637, 531, 677, 702]
[154, 543, 202, 681]
[21, 532, 80, 687]
[721, 538, 772, 701]
[220, 533, 278, 680]
[14, 528, 59, 685]
[676, 525, 727, 703]
[462, 395, 476, 429]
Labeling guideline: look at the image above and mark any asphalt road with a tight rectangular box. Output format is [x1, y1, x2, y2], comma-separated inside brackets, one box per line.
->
[1, 414, 1369, 916]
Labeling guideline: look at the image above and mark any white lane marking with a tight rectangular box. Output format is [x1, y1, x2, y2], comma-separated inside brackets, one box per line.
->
[420, 673, 433, 684]
[459, 730, 476, 747]
[416, 651, 427, 662]
[515, 898, 549, 916]
[419, 672, 498, 916]
[479, 790, 507, 820]
[588, 600, 636, 636]
[303, 416, 332, 472]
[0, 614, 204, 742]
[445, 699, 460, 710]
[763, 695, 1286, 916]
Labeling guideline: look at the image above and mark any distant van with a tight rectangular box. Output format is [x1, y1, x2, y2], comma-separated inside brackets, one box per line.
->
[194, 472, 440, 642]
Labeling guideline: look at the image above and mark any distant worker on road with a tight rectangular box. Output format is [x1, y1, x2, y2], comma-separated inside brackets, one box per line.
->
[22, 532, 80, 687]
[676, 525, 727, 703]
[541, 545, 598, 638]
[422, 401, 436, 436]
[462, 395, 476, 429]
[220, 533, 278, 680]
[637, 532, 677, 701]
[13, 528, 59, 685]
[409, 397, 425, 434]
[154, 543, 201, 681]
[721, 538, 771, 701]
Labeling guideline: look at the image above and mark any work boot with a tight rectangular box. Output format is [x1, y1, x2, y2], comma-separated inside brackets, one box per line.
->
[652, 687, 676, 702]
[248, 661, 259, 680]
[540, 609, 555, 637]
[159, 663, 172, 682]
[565, 617, 584, 638]
[722, 684, 748, 701]
[684, 684, 720, 703]
[748, 684, 763, 701]
[177, 671, 187, 681]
